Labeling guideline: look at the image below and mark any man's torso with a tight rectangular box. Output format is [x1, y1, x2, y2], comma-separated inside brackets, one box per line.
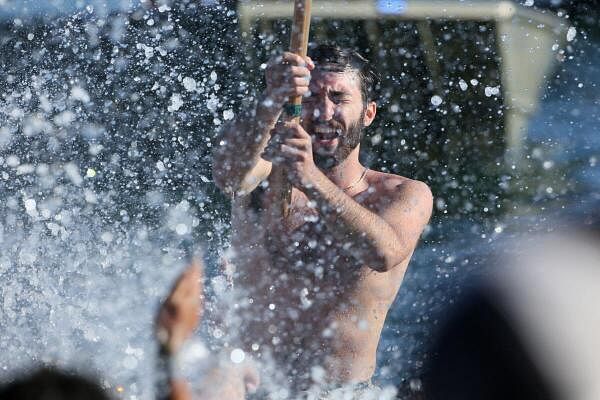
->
[228, 170, 412, 388]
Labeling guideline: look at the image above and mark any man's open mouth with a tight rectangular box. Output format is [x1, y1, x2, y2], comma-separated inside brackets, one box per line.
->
[313, 126, 341, 141]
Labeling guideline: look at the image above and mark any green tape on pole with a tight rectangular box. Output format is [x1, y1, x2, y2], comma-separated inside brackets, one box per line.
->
[284, 103, 302, 117]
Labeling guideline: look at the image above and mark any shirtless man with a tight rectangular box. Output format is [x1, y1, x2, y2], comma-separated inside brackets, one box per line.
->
[213, 44, 433, 397]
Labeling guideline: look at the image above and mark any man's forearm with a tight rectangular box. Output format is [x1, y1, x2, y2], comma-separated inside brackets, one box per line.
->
[212, 94, 281, 193]
[306, 171, 409, 272]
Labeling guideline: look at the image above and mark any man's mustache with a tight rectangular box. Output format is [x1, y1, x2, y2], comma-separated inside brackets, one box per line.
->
[305, 120, 345, 135]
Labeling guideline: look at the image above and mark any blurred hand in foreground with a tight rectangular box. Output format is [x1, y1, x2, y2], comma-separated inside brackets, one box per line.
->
[156, 259, 204, 355]
[155, 258, 260, 400]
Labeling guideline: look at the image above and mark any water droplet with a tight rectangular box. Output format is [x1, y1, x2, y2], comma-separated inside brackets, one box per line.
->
[230, 348, 245, 364]
[430, 95, 442, 107]
[566, 27, 576, 42]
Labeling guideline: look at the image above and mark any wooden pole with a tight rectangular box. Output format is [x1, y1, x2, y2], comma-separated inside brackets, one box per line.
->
[271, 0, 312, 219]
[289, 0, 313, 103]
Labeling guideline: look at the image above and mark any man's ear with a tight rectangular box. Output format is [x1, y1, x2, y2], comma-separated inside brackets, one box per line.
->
[363, 101, 377, 127]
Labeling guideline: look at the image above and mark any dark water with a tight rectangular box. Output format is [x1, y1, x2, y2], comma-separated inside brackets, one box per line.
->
[375, 33, 600, 395]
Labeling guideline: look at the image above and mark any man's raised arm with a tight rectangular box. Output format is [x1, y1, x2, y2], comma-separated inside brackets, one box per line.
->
[212, 52, 314, 196]
[212, 98, 278, 196]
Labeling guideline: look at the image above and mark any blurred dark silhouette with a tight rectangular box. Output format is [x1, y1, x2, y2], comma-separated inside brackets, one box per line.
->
[421, 201, 600, 400]
[0, 367, 110, 400]
[422, 287, 557, 400]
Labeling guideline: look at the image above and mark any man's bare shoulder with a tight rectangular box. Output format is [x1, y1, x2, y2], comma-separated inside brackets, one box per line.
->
[364, 169, 432, 206]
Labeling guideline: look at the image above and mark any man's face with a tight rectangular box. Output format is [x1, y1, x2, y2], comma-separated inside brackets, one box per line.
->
[301, 69, 366, 169]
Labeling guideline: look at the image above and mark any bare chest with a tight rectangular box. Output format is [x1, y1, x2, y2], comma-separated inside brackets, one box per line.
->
[232, 189, 365, 296]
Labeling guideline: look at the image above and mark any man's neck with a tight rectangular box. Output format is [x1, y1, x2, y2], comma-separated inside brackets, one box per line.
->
[321, 147, 365, 191]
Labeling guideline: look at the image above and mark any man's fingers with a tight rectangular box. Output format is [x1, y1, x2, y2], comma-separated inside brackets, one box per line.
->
[262, 138, 283, 163]
[273, 124, 303, 140]
[304, 56, 315, 70]
[283, 137, 310, 150]
[269, 85, 309, 99]
[262, 142, 277, 160]
[263, 145, 301, 164]
[263, 152, 288, 165]
[266, 122, 310, 160]
[280, 143, 300, 153]
[292, 76, 310, 87]
[268, 65, 310, 80]
[281, 122, 311, 139]
[265, 52, 313, 106]
[267, 53, 309, 78]
[268, 67, 310, 92]
[280, 144, 304, 159]
[281, 51, 309, 67]
[288, 66, 310, 78]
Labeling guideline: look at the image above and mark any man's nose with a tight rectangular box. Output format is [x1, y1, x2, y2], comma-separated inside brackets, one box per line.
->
[313, 97, 335, 121]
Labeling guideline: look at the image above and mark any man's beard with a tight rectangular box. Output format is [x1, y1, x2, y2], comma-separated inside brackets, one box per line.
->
[312, 114, 365, 170]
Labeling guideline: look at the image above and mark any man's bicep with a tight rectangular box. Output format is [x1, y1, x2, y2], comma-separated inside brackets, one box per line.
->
[381, 180, 433, 250]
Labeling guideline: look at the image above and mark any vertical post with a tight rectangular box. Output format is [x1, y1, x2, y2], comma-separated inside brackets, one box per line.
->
[288, 0, 313, 117]
[270, 0, 312, 218]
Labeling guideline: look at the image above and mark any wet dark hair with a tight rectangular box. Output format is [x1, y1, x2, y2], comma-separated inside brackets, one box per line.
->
[0, 367, 110, 400]
[307, 44, 379, 105]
